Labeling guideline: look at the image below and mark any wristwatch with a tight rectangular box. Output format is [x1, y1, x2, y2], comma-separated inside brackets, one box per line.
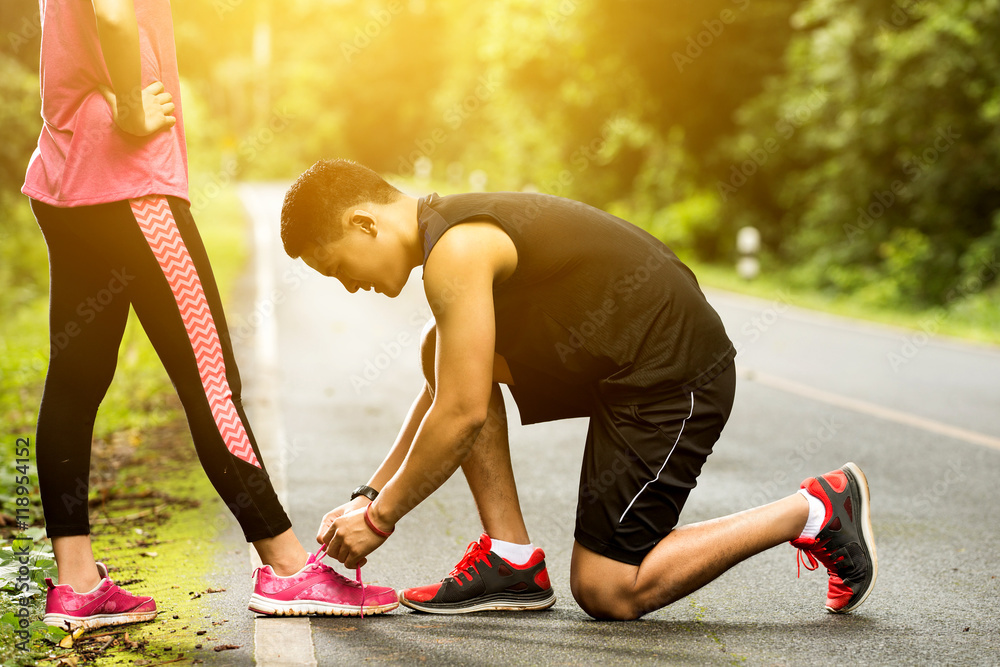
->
[350, 485, 379, 502]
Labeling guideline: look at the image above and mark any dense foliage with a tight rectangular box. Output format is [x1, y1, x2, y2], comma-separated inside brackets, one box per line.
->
[1, 0, 998, 310]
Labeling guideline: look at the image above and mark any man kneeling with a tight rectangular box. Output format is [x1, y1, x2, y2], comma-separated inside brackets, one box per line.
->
[280, 159, 877, 619]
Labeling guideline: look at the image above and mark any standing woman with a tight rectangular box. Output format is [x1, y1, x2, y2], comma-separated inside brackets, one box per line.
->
[23, 0, 397, 631]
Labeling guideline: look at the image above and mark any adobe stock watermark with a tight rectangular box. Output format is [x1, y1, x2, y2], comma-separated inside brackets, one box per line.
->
[190, 107, 296, 213]
[228, 261, 313, 348]
[743, 413, 841, 508]
[6, 9, 40, 54]
[844, 126, 960, 243]
[9, 438, 39, 651]
[877, 454, 971, 544]
[672, 0, 750, 73]
[547, 0, 580, 28]
[396, 74, 501, 176]
[877, 0, 928, 32]
[525, 124, 615, 205]
[49, 267, 135, 362]
[730, 290, 794, 356]
[212, 0, 255, 18]
[555, 245, 673, 363]
[340, 1, 405, 63]
[350, 275, 466, 393]
[886, 253, 998, 372]
[717, 87, 828, 202]
[577, 448, 642, 519]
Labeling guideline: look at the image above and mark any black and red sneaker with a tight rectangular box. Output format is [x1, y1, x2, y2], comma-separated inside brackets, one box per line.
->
[399, 534, 556, 614]
[791, 462, 878, 614]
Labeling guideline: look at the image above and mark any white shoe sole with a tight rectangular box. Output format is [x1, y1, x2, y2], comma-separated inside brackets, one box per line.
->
[44, 610, 157, 633]
[248, 593, 399, 616]
[399, 590, 556, 615]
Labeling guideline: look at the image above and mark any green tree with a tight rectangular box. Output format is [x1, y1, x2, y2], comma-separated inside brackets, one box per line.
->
[725, 0, 1000, 307]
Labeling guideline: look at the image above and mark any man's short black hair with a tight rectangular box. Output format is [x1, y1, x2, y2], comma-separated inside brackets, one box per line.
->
[280, 159, 403, 258]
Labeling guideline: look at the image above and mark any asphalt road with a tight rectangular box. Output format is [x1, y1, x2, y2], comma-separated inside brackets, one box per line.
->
[210, 183, 1000, 666]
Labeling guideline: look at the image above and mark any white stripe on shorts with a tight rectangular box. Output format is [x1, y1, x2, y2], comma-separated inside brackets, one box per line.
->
[618, 391, 695, 524]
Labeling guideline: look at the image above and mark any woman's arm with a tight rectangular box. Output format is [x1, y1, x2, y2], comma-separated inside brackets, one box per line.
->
[92, 0, 176, 136]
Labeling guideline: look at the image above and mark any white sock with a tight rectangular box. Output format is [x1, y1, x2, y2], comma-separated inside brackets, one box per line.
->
[489, 537, 535, 566]
[797, 488, 826, 540]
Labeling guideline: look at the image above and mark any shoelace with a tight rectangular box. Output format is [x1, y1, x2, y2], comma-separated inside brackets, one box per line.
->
[796, 545, 853, 600]
[313, 545, 366, 618]
[449, 540, 491, 583]
[796, 549, 820, 577]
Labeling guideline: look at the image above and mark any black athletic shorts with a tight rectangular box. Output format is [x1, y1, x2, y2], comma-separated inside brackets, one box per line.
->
[574, 361, 737, 566]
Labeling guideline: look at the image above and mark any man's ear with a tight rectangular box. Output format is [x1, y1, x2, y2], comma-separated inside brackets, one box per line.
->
[351, 209, 378, 237]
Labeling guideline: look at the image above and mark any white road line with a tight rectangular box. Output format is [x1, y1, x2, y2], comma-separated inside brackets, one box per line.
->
[241, 185, 318, 667]
[745, 368, 1000, 452]
[705, 288, 1000, 356]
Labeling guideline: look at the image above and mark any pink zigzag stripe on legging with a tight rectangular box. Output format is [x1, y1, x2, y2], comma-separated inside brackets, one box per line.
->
[130, 196, 261, 468]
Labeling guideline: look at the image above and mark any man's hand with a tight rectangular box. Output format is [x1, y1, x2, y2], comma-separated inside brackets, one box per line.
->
[316, 496, 370, 545]
[99, 81, 176, 137]
[323, 506, 387, 569]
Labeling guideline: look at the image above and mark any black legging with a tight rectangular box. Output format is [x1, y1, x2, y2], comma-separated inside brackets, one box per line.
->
[32, 195, 291, 542]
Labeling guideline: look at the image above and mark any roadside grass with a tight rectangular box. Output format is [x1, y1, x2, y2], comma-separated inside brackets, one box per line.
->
[0, 179, 250, 665]
[686, 259, 1000, 348]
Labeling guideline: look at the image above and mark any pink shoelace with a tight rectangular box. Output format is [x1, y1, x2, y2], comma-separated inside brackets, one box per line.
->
[313, 545, 366, 618]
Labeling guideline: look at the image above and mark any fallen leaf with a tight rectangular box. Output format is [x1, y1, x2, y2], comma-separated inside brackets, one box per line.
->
[58, 634, 74, 648]
[213, 644, 241, 652]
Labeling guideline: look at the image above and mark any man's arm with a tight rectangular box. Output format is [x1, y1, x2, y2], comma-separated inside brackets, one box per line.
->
[92, 0, 175, 136]
[324, 223, 516, 567]
[315, 385, 431, 544]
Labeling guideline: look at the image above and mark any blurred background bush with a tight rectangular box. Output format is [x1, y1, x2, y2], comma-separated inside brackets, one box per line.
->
[2, 0, 998, 312]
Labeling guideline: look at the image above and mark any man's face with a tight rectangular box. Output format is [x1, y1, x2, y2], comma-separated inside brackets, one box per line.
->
[301, 209, 411, 298]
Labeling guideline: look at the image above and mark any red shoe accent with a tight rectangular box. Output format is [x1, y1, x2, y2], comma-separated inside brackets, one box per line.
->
[534, 569, 550, 590]
[449, 538, 492, 584]
[403, 583, 444, 602]
[826, 470, 848, 493]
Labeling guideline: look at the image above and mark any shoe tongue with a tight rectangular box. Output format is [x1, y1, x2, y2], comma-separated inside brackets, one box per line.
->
[478, 533, 493, 552]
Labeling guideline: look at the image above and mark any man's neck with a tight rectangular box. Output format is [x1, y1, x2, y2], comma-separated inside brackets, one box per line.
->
[394, 195, 424, 271]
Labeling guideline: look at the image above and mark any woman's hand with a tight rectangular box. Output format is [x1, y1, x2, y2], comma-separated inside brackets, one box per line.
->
[99, 80, 176, 137]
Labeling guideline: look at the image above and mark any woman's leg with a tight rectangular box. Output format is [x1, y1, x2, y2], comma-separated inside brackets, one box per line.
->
[32, 200, 132, 591]
[121, 196, 304, 571]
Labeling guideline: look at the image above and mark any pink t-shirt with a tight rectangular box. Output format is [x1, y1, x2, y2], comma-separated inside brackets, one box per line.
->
[22, 0, 189, 207]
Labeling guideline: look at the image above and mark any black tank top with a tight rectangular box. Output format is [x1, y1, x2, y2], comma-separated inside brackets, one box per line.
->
[418, 192, 735, 424]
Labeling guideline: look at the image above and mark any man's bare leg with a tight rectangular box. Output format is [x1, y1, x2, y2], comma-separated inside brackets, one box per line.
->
[421, 322, 529, 545]
[570, 493, 809, 620]
[459, 383, 530, 545]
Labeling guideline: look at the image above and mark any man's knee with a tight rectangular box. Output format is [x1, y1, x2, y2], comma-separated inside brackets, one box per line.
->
[570, 571, 644, 621]
[420, 319, 436, 392]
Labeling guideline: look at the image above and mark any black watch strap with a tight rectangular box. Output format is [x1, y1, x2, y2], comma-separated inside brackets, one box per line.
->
[351, 485, 379, 502]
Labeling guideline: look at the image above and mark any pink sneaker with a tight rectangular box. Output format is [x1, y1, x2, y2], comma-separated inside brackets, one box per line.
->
[44, 562, 157, 632]
[248, 549, 399, 617]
